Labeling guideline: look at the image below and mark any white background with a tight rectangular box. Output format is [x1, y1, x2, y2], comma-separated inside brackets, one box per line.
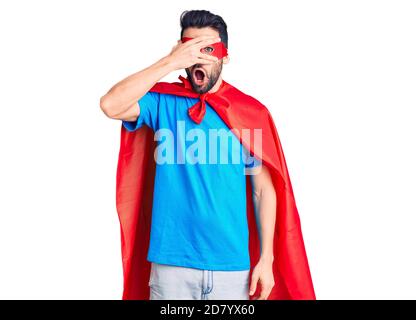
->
[0, 0, 415, 299]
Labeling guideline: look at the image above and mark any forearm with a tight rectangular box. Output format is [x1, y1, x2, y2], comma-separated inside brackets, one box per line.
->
[253, 185, 277, 261]
[100, 55, 175, 117]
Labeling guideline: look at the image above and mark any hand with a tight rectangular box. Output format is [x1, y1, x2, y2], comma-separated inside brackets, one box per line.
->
[166, 35, 220, 70]
[249, 257, 275, 300]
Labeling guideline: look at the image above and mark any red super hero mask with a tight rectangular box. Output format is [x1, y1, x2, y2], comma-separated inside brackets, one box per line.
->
[181, 37, 228, 60]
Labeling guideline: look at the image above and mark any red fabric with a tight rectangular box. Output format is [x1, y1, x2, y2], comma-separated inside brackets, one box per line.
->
[181, 36, 228, 59]
[115, 75, 316, 300]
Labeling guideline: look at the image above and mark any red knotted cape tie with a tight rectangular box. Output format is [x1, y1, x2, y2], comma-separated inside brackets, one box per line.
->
[188, 92, 209, 124]
[175, 75, 228, 124]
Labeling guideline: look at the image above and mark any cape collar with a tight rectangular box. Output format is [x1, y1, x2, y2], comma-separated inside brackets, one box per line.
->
[176, 75, 229, 124]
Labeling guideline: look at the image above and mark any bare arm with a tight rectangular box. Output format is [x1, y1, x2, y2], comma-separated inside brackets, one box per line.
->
[99, 36, 220, 121]
[99, 57, 174, 121]
[249, 165, 277, 299]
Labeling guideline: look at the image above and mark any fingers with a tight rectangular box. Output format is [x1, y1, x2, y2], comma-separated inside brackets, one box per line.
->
[182, 35, 219, 46]
[197, 52, 218, 63]
[195, 37, 222, 48]
[249, 272, 259, 296]
[195, 57, 217, 65]
[171, 35, 220, 68]
[194, 52, 219, 65]
[250, 270, 275, 300]
[256, 284, 273, 300]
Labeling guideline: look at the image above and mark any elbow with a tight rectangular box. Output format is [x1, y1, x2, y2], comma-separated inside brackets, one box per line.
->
[100, 95, 111, 118]
[100, 94, 118, 119]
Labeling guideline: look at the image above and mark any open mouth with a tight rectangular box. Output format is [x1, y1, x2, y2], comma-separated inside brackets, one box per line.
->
[192, 68, 207, 86]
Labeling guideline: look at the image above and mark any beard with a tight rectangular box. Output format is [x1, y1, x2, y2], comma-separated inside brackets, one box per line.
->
[186, 60, 223, 94]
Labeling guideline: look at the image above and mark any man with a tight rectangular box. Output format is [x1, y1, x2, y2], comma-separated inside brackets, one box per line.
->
[100, 10, 315, 300]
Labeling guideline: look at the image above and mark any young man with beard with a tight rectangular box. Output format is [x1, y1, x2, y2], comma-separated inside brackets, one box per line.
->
[100, 10, 302, 300]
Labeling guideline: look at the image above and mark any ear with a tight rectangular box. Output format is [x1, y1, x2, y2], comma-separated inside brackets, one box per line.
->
[223, 55, 230, 64]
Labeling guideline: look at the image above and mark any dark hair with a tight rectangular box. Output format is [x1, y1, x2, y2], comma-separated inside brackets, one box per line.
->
[180, 10, 228, 48]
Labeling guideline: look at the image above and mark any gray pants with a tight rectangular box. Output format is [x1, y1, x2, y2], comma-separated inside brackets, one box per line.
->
[148, 262, 250, 300]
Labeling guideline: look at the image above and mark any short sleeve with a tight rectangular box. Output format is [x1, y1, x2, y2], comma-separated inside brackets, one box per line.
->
[122, 91, 160, 131]
[242, 146, 262, 168]
[245, 155, 262, 168]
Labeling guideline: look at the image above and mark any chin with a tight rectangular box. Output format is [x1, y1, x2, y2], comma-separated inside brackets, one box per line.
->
[195, 85, 209, 94]
[190, 81, 208, 94]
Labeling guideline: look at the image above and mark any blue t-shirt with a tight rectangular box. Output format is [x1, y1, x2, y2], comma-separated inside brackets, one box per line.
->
[122, 92, 261, 271]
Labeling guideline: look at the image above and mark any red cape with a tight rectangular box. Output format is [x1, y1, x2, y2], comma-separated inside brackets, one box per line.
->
[115, 76, 316, 300]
